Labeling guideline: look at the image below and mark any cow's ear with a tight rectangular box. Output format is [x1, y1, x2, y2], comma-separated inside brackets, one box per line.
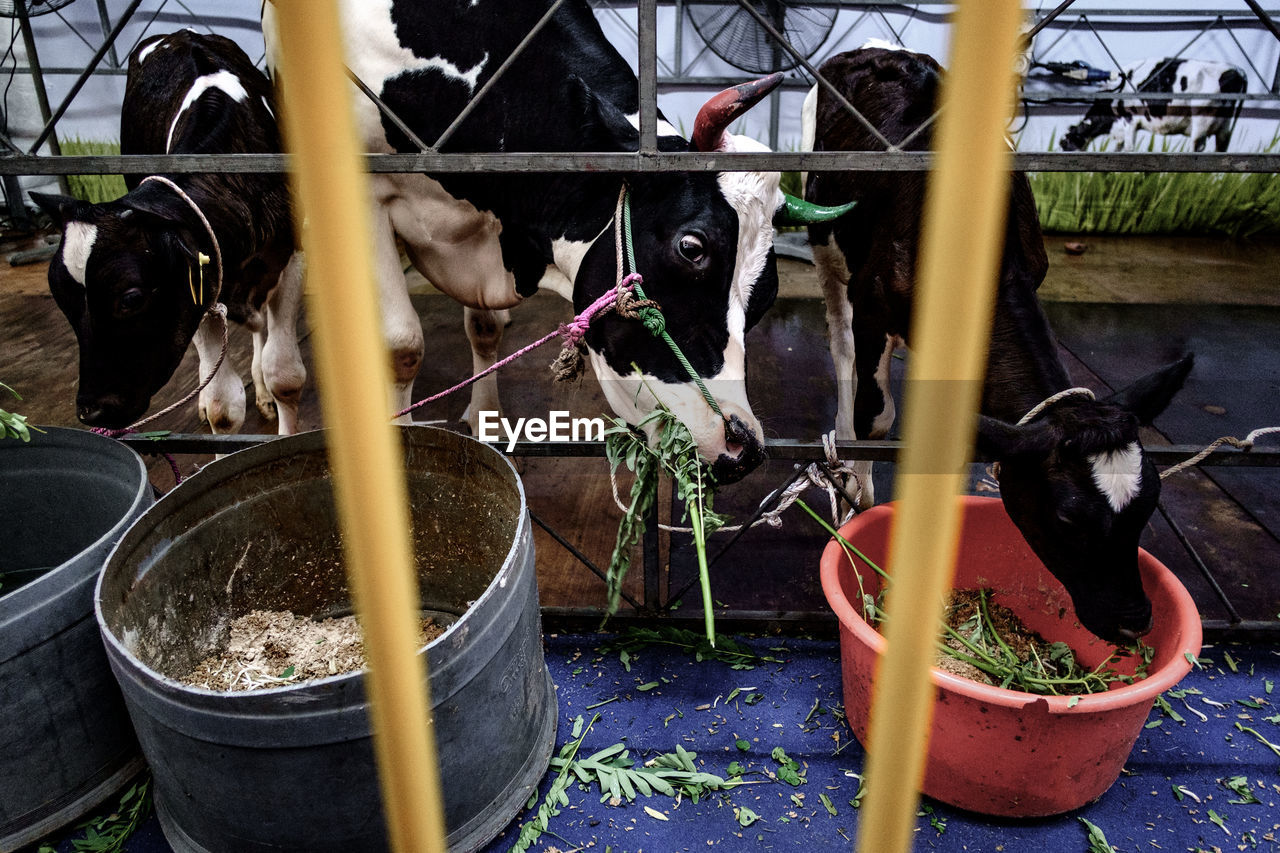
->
[30, 191, 92, 226]
[974, 416, 1056, 461]
[1106, 353, 1193, 425]
[565, 75, 639, 151]
[121, 191, 189, 226]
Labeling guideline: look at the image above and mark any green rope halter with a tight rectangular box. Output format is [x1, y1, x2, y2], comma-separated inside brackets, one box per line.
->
[620, 186, 724, 419]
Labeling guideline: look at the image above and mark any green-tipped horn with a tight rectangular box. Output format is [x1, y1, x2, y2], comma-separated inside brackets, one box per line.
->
[774, 193, 855, 226]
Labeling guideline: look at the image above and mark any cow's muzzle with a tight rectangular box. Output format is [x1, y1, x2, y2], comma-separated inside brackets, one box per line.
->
[710, 414, 766, 484]
[77, 393, 147, 430]
[1078, 598, 1153, 644]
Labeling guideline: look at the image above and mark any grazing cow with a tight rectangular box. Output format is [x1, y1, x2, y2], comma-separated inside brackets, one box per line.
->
[32, 30, 304, 435]
[1060, 58, 1246, 152]
[803, 46, 1193, 641]
[261, 0, 847, 483]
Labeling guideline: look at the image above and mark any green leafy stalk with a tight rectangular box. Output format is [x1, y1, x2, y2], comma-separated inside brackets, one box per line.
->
[603, 400, 728, 645]
[1, 382, 43, 442]
[53, 775, 151, 853]
[510, 713, 600, 852]
[687, 491, 714, 647]
[598, 625, 783, 671]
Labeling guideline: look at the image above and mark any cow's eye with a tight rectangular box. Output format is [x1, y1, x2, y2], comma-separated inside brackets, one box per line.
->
[116, 288, 147, 315]
[677, 233, 705, 263]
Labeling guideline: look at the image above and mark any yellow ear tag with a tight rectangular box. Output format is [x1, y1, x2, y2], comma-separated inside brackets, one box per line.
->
[197, 252, 211, 306]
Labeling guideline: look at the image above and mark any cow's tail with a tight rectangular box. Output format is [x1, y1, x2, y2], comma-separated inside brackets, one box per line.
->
[799, 84, 818, 191]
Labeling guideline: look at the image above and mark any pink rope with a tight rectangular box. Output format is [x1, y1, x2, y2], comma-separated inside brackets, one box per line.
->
[393, 278, 640, 420]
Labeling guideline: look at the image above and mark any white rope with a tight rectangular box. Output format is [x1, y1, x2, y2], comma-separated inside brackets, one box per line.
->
[1160, 426, 1280, 480]
[608, 430, 861, 534]
[1017, 386, 1096, 425]
[1005, 384, 1278, 482]
[120, 177, 228, 433]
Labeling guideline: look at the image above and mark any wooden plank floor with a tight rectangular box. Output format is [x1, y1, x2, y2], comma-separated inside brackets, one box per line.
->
[3, 227, 1278, 632]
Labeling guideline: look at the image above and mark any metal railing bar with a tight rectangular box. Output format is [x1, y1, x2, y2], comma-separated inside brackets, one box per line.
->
[1245, 0, 1280, 42]
[10, 150, 1280, 174]
[26, 0, 145, 156]
[345, 67, 431, 154]
[431, 0, 568, 152]
[50, 7, 101, 54]
[93, 0, 122, 70]
[730, 0, 897, 151]
[595, 0, 677, 78]
[1156, 500, 1244, 624]
[1026, 0, 1080, 41]
[122, 0, 170, 67]
[639, 0, 658, 153]
[530, 510, 642, 611]
[667, 463, 810, 606]
[112, 432, 1280, 468]
[540, 605, 840, 633]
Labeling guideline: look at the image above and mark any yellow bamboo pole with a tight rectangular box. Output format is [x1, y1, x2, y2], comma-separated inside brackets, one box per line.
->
[268, 2, 447, 851]
[855, 3, 1024, 853]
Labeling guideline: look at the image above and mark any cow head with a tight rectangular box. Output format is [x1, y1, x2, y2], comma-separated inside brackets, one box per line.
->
[1060, 100, 1117, 151]
[570, 75, 850, 484]
[31, 188, 213, 428]
[975, 354, 1193, 642]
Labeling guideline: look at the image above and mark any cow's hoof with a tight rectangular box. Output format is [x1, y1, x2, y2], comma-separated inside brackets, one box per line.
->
[256, 396, 278, 421]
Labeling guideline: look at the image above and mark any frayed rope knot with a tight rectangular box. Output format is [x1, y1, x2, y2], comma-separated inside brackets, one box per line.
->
[550, 276, 644, 383]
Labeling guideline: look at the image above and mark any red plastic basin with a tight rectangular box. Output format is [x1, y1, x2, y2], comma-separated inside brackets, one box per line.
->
[820, 496, 1202, 817]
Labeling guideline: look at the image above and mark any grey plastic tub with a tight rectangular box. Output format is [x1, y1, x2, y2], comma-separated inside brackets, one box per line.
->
[96, 426, 555, 853]
[0, 426, 153, 850]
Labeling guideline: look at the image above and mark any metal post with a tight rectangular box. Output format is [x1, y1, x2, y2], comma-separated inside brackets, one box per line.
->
[94, 0, 121, 69]
[268, 1, 447, 849]
[15, 0, 69, 196]
[26, 0, 145, 157]
[638, 0, 658, 153]
[855, 0, 1023, 850]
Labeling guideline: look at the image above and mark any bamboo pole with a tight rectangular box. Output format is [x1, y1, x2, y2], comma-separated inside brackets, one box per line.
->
[267, 2, 447, 851]
[855, 3, 1024, 852]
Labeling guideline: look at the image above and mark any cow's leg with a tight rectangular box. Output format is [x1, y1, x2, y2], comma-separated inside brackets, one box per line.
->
[1190, 114, 1217, 152]
[461, 305, 508, 435]
[813, 235, 872, 507]
[1214, 127, 1234, 152]
[850, 325, 897, 508]
[370, 205, 424, 423]
[250, 331, 272, 420]
[193, 312, 246, 434]
[259, 250, 306, 435]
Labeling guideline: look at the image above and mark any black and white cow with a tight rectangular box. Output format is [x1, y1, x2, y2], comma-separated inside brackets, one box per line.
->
[32, 30, 304, 435]
[261, 0, 845, 483]
[1060, 58, 1246, 153]
[803, 46, 1193, 642]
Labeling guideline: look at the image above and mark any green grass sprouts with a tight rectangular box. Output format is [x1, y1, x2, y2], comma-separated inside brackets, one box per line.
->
[59, 137, 127, 204]
[1029, 132, 1280, 239]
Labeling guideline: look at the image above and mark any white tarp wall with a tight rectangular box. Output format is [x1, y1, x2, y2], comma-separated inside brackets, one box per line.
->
[3, 0, 1279, 170]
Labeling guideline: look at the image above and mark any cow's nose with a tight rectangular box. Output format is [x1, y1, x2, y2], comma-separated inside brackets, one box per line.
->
[710, 414, 766, 484]
[78, 403, 108, 425]
[77, 395, 138, 429]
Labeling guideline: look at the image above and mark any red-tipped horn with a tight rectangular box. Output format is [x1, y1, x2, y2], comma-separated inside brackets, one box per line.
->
[690, 72, 785, 152]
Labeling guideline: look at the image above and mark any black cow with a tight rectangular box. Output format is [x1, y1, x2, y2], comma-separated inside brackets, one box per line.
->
[1060, 58, 1246, 153]
[262, 0, 847, 483]
[804, 46, 1193, 642]
[33, 30, 304, 435]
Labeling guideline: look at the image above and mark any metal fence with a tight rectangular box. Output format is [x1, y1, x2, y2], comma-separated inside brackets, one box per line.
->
[3, 0, 1279, 638]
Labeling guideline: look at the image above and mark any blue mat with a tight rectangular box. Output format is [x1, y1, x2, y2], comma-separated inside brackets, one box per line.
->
[34, 633, 1280, 852]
